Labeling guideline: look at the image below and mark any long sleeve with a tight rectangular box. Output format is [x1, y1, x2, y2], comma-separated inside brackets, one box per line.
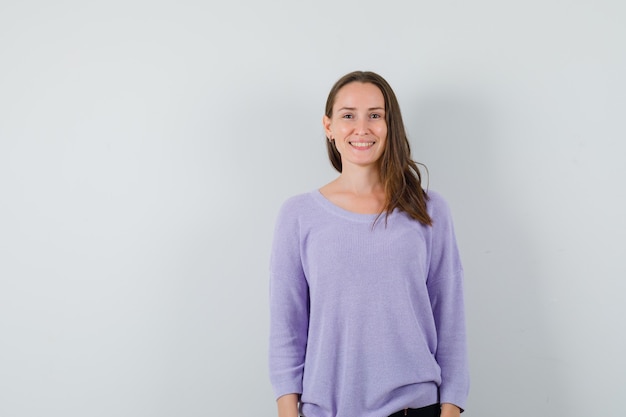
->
[426, 195, 470, 410]
[268, 191, 469, 416]
[269, 199, 310, 399]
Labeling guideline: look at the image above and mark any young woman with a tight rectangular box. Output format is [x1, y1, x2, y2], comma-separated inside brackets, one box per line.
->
[269, 71, 469, 417]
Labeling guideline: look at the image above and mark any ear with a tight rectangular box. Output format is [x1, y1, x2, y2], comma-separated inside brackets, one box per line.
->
[322, 115, 332, 139]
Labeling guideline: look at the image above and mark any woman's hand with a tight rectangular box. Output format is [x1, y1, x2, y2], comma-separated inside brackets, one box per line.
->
[440, 403, 461, 417]
[276, 393, 299, 417]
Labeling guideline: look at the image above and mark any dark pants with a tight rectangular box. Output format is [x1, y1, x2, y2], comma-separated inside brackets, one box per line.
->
[388, 403, 440, 417]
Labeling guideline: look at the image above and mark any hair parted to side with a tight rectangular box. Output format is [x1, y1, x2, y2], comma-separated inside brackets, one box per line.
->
[324, 71, 432, 226]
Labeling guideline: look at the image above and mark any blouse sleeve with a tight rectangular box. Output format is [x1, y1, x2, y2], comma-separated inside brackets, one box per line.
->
[268, 199, 310, 400]
[426, 194, 470, 411]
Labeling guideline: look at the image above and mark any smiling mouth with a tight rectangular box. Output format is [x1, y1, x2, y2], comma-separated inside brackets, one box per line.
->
[349, 141, 375, 148]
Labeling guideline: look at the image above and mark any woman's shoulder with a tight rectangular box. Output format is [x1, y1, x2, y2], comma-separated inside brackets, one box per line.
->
[275, 190, 319, 221]
[425, 189, 454, 219]
[279, 191, 316, 211]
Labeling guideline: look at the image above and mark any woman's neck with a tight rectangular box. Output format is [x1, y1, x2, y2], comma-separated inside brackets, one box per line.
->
[335, 165, 383, 195]
[319, 165, 386, 215]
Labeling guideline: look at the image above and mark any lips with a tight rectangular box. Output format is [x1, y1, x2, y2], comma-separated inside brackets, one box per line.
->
[349, 141, 375, 148]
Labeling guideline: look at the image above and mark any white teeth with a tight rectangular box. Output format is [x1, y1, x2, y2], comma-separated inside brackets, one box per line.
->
[351, 142, 374, 147]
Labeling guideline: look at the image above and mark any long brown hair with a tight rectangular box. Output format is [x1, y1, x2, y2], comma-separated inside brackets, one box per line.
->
[324, 71, 432, 226]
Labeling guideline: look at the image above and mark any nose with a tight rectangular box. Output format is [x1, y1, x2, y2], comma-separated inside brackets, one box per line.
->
[355, 118, 369, 136]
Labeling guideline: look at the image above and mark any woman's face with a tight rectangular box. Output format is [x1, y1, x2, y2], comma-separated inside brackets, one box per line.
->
[323, 82, 387, 170]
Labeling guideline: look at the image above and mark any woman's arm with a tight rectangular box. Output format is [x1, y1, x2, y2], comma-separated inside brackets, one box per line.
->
[277, 394, 299, 417]
[426, 193, 470, 410]
[269, 199, 309, 410]
[440, 403, 461, 417]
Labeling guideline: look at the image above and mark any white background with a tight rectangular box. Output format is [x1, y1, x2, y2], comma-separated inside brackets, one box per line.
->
[1, 1, 625, 416]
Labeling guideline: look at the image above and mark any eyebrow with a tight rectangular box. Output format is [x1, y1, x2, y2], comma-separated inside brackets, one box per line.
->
[337, 107, 385, 112]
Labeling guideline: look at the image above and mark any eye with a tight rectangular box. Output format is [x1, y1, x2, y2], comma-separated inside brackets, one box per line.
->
[342, 114, 353, 119]
[370, 113, 382, 119]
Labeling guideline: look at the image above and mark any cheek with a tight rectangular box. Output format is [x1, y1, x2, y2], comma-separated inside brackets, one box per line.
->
[336, 122, 351, 133]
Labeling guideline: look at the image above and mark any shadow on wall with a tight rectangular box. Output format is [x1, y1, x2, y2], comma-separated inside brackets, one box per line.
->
[408, 92, 573, 417]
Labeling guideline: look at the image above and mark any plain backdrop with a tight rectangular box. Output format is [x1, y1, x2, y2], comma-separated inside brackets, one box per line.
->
[1, 1, 625, 416]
